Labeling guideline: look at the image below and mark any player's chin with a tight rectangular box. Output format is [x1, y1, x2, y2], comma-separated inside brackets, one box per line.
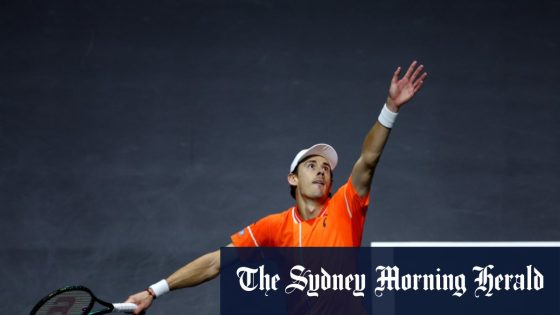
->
[304, 186, 328, 199]
[312, 183, 327, 190]
[312, 190, 329, 199]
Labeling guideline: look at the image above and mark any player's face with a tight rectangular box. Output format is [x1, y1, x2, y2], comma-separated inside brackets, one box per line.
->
[294, 155, 332, 201]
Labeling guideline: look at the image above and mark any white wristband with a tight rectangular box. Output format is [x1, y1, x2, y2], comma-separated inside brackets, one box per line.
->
[149, 279, 170, 298]
[378, 103, 398, 128]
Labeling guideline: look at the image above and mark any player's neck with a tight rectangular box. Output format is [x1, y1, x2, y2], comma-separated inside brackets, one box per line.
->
[295, 197, 326, 221]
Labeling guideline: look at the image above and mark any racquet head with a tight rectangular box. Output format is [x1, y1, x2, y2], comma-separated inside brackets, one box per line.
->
[30, 285, 136, 315]
[30, 285, 97, 315]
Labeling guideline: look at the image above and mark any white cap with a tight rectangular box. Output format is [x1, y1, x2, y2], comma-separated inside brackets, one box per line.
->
[289, 143, 338, 173]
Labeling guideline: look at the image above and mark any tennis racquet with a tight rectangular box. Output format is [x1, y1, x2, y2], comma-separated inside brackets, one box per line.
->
[30, 285, 137, 315]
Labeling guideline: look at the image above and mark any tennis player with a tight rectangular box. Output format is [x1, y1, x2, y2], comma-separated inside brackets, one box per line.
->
[125, 61, 427, 313]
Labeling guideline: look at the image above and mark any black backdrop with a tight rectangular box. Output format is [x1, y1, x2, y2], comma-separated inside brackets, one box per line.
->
[2, 0, 559, 314]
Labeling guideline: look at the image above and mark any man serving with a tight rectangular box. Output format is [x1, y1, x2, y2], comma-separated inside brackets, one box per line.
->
[126, 61, 427, 313]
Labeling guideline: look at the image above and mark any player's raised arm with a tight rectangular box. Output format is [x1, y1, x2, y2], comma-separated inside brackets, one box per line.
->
[125, 243, 233, 315]
[350, 61, 427, 197]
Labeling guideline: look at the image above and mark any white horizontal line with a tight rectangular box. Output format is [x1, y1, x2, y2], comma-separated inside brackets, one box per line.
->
[370, 242, 560, 247]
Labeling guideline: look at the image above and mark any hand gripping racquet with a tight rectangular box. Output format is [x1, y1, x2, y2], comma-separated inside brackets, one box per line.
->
[30, 285, 137, 315]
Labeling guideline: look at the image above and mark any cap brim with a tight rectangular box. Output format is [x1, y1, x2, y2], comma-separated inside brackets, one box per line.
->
[290, 143, 338, 173]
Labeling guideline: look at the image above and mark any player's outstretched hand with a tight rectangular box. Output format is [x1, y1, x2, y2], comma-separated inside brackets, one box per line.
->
[125, 290, 153, 315]
[386, 60, 427, 111]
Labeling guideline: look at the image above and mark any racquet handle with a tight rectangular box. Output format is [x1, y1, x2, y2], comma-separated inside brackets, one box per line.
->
[112, 303, 138, 312]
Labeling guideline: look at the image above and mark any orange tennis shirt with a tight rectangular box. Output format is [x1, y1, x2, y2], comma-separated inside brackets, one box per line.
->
[231, 176, 370, 247]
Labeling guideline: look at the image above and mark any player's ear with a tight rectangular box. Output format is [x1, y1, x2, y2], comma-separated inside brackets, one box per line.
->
[287, 173, 298, 186]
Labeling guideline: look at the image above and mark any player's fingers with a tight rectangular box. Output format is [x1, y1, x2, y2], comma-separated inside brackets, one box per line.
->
[410, 64, 424, 82]
[415, 72, 428, 88]
[392, 66, 401, 83]
[413, 80, 424, 93]
[413, 73, 427, 93]
[403, 60, 417, 79]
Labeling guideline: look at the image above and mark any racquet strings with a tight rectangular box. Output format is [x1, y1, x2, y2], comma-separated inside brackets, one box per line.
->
[33, 289, 92, 315]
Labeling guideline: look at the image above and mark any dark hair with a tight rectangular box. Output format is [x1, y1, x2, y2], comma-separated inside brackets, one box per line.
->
[290, 183, 297, 199]
[289, 158, 334, 199]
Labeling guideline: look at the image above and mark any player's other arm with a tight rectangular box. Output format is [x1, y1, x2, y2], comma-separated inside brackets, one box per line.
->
[166, 243, 232, 289]
[125, 243, 233, 315]
[351, 61, 427, 197]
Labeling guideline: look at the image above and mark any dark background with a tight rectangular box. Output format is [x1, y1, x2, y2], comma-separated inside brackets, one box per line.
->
[1, 0, 559, 314]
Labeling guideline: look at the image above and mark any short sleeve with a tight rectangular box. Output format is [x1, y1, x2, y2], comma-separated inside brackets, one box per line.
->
[231, 214, 277, 247]
[334, 176, 370, 219]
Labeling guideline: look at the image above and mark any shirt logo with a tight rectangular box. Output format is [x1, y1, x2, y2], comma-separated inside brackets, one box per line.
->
[239, 229, 245, 236]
